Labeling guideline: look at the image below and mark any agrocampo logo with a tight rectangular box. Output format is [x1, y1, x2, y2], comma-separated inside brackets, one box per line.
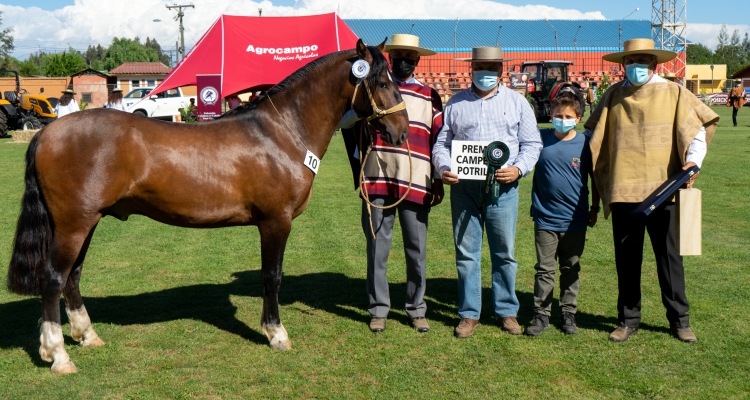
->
[245, 44, 320, 63]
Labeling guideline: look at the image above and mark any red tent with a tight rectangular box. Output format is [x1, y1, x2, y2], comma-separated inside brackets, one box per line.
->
[148, 13, 359, 98]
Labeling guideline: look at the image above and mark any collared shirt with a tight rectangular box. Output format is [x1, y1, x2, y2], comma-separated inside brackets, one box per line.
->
[394, 75, 418, 85]
[432, 85, 542, 177]
[605, 74, 707, 167]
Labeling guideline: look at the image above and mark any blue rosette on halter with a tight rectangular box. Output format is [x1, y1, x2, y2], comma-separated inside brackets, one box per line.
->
[482, 141, 510, 206]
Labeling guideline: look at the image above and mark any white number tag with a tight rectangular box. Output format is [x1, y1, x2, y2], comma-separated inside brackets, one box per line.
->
[303, 150, 320, 174]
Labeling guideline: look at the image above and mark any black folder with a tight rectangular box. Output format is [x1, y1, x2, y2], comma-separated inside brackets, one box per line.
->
[629, 165, 701, 218]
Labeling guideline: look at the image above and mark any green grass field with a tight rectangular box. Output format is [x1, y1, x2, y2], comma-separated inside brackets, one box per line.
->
[1, 106, 749, 398]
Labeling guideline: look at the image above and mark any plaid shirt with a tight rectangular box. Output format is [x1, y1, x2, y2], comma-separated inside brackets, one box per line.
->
[432, 85, 542, 177]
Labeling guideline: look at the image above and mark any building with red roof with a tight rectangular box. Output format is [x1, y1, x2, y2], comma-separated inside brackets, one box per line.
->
[109, 62, 174, 95]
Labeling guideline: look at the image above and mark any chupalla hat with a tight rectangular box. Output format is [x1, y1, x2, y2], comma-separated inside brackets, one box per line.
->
[112, 88, 123, 93]
[456, 46, 517, 62]
[62, 89, 76, 95]
[383, 34, 436, 56]
[602, 38, 676, 64]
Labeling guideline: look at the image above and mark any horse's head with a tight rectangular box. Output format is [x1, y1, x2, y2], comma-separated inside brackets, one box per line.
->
[350, 39, 409, 147]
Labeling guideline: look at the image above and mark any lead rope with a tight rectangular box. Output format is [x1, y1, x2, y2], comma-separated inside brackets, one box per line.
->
[350, 72, 413, 239]
[358, 124, 413, 240]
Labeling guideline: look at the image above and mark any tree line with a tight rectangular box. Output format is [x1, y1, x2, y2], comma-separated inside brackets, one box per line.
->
[686, 25, 749, 76]
[0, 11, 172, 77]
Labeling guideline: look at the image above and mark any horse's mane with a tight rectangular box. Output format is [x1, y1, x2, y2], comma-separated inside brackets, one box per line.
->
[221, 45, 389, 118]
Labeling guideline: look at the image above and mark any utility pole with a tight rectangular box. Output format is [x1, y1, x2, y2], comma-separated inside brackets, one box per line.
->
[620, 8, 639, 51]
[544, 19, 559, 59]
[166, 3, 194, 62]
[574, 25, 582, 72]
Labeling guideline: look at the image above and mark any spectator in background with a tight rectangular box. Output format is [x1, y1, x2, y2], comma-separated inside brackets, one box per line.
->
[104, 88, 127, 111]
[728, 79, 746, 127]
[54, 89, 79, 118]
[227, 94, 241, 110]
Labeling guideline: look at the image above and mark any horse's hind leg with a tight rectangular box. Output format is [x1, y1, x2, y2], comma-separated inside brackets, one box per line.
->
[258, 218, 292, 351]
[63, 224, 105, 348]
[40, 225, 97, 374]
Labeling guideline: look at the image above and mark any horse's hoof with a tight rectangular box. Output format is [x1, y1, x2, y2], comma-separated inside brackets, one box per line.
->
[51, 360, 78, 374]
[82, 337, 105, 348]
[270, 339, 292, 351]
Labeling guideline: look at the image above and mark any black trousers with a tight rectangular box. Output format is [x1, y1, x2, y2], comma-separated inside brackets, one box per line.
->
[733, 106, 739, 126]
[611, 203, 690, 327]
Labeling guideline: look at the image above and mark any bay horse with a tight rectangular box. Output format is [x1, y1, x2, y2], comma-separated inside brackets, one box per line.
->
[6, 39, 409, 374]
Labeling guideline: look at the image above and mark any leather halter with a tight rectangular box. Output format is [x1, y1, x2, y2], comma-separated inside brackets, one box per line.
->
[350, 76, 407, 122]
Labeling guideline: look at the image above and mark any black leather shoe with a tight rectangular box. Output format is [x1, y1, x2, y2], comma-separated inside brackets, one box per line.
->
[609, 324, 638, 342]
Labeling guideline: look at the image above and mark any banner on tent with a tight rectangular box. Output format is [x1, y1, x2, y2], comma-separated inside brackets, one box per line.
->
[197, 74, 222, 121]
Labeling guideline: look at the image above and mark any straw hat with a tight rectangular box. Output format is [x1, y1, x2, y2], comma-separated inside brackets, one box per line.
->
[112, 88, 123, 93]
[736, 78, 743, 83]
[603, 38, 676, 64]
[61, 89, 76, 95]
[456, 46, 517, 62]
[383, 34, 436, 56]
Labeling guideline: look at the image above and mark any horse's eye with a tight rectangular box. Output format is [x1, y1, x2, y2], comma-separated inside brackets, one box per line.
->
[380, 82, 388, 89]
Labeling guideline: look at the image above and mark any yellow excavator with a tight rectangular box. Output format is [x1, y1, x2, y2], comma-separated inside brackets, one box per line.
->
[0, 70, 57, 137]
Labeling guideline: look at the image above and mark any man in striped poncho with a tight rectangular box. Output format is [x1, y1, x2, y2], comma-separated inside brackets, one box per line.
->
[341, 34, 444, 334]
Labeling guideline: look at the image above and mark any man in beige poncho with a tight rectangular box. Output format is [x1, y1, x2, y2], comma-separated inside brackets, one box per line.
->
[585, 39, 719, 343]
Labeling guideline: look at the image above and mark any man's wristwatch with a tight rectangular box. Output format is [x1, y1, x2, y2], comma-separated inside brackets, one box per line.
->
[590, 205, 601, 213]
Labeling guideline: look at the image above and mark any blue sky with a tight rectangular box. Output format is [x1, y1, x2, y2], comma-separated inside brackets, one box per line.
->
[0, 0, 745, 60]
[1, 0, 744, 24]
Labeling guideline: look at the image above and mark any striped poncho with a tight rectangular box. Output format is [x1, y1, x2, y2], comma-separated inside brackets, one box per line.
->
[360, 80, 444, 206]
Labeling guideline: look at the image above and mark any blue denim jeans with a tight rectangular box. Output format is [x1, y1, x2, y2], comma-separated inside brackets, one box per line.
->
[450, 180, 520, 320]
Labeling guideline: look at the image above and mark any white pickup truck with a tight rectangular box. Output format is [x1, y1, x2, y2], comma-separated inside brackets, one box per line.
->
[123, 87, 197, 121]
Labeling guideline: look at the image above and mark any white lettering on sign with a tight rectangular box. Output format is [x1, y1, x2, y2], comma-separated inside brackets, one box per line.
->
[273, 53, 319, 63]
[451, 140, 493, 180]
[246, 44, 319, 55]
[304, 150, 320, 174]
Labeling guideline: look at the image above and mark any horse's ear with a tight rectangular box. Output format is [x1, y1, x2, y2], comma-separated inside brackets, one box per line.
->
[376, 38, 387, 52]
[356, 39, 367, 59]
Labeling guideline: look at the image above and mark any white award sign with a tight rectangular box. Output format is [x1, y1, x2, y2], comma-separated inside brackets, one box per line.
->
[450, 140, 493, 180]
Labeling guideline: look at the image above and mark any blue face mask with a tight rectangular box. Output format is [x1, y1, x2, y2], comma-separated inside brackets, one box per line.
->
[552, 117, 577, 134]
[625, 63, 651, 86]
[473, 70, 499, 91]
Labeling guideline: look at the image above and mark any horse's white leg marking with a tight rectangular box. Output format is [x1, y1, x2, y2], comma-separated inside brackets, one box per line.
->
[39, 321, 78, 374]
[261, 322, 291, 351]
[66, 306, 105, 347]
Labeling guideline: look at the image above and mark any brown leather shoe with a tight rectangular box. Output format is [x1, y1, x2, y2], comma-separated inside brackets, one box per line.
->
[454, 318, 479, 338]
[671, 324, 697, 343]
[369, 317, 386, 333]
[411, 317, 430, 333]
[501, 316, 522, 335]
[609, 325, 639, 342]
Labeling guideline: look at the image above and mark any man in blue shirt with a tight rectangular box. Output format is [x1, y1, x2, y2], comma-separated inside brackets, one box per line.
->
[526, 90, 600, 336]
[433, 47, 542, 338]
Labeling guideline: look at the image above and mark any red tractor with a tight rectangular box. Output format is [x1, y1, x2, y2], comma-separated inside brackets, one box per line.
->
[519, 61, 586, 122]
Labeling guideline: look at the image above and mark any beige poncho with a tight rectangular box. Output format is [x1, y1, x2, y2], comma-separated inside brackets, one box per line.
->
[585, 81, 720, 217]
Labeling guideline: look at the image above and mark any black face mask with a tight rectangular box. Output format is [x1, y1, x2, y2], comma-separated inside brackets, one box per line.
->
[392, 58, 416, 79]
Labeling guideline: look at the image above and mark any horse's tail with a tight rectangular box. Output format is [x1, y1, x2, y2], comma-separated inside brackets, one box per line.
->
[7, 131, 53, 296]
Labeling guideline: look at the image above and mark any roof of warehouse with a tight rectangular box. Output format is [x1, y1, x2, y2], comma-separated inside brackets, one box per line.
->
[344, 19, 655, 52]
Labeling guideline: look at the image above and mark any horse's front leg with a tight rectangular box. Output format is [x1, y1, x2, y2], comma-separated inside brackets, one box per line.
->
[258, 218, 292, 351]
